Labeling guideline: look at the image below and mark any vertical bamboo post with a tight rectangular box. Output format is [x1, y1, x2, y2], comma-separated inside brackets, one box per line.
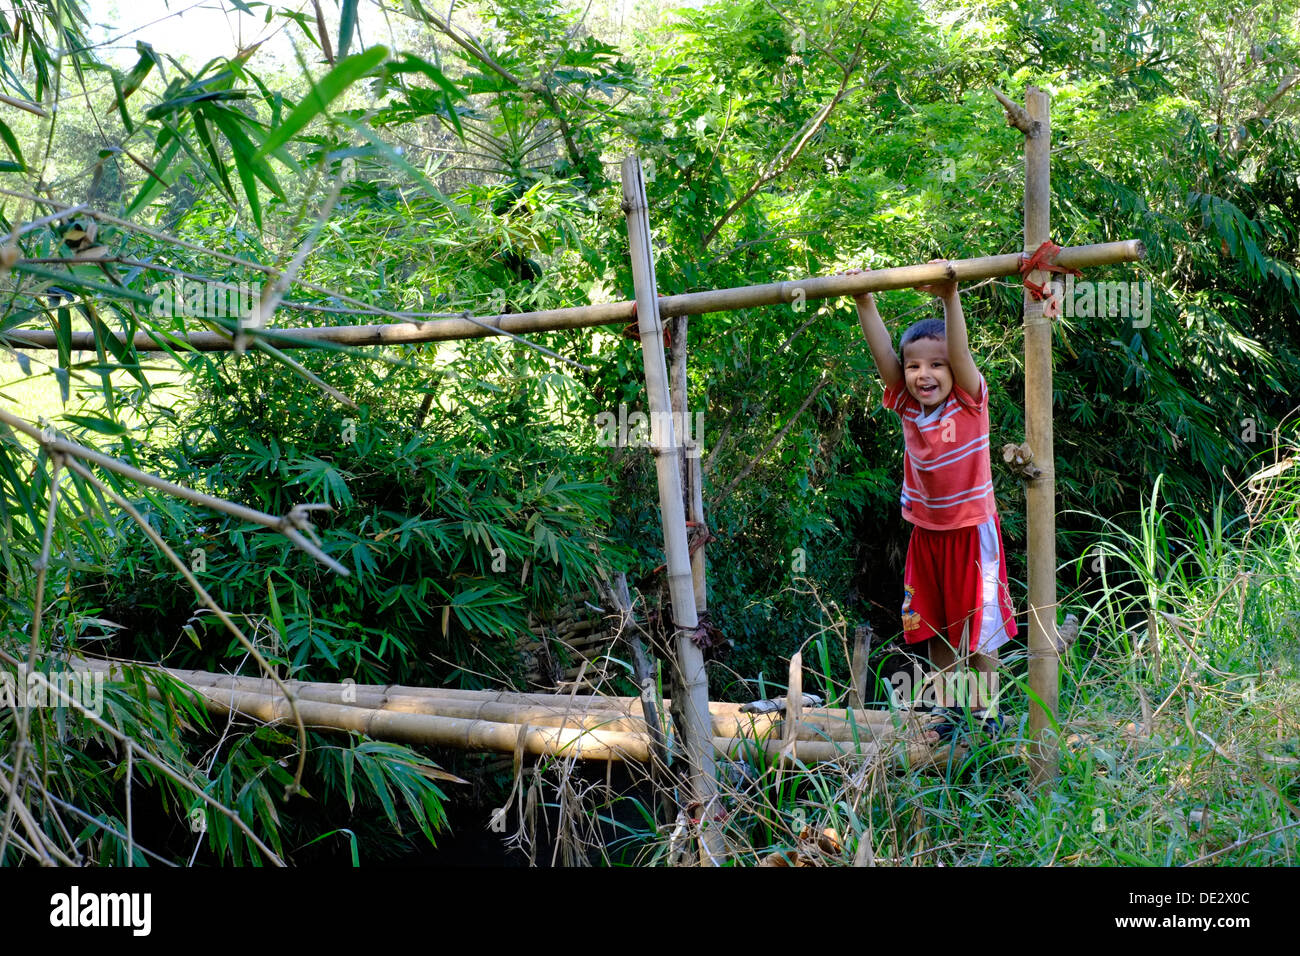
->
[606, 571, 669, 765]
[687, 449, 707, 613]
[1022, 87, 1060, 785]
[621, 155, 725, 864]
[669, 305, 708, 613]
[848, 624, 873, 711]
[781, 651, 803, 761]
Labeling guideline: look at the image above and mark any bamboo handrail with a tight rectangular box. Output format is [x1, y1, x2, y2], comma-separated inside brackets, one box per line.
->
[7, 240, 1145, 352]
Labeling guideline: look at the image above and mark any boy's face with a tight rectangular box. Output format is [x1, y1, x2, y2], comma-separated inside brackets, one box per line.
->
[902, 337, 952, 413]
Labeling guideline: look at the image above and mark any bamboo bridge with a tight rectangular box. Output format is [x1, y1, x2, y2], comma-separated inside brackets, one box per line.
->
[76, 658, 956, 769]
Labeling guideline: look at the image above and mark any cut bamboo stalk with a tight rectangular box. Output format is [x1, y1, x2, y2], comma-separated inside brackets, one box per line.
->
[558, 666, 609, 682]
[782, 652, 803, 760]
[531, 642, 612, 662]
[193, 682, 895, 741]
[188, 683, 653, 761]
[716, 735, 956, 767]
[86, 666, 655, 760]
[103, 663, 627, 709]
[521, 634, 612, 649]
[11, 241, 1146, 352]
[1021, 86, 1060, 787]
[848, 624, 873, 711]
[559, 636, 613, 651]
[554, 618, 598, 631]
[83, 661, 921, 748]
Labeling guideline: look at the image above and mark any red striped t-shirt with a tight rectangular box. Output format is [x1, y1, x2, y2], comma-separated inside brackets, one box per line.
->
[882, 374, 998, 530]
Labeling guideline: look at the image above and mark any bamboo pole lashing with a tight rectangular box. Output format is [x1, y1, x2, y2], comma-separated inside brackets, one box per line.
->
[8, 240, 1145, 352]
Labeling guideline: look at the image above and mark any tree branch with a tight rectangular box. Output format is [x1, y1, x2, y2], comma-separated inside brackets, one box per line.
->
[709, 375, 830, 507]
[702, 37, 867, 250]
[413, 7, 587, 171]
[0, 407, 350, 576]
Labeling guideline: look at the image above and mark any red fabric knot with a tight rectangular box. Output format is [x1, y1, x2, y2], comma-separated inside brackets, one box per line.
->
[1018, 240, 1084, 302]
[625, 295, 672, 347]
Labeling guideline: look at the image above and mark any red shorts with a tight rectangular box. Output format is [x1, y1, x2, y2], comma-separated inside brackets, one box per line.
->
[901, 515, 1017, 654]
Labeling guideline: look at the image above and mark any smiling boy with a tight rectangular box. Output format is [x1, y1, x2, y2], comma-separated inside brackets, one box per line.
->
[848, 265, 1017, 733]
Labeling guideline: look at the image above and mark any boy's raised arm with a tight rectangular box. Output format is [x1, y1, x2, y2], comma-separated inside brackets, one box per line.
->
[918, 265, 981, 399]
[847, 271, 902, 389]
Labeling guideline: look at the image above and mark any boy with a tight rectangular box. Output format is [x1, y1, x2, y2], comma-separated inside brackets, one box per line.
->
[848, 265, 1017, 736]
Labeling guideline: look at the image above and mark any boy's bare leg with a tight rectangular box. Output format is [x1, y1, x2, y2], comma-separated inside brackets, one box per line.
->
[927, 635, 959, 707]
[969, 650, 999, 712]
[930, 634, 1000, 711]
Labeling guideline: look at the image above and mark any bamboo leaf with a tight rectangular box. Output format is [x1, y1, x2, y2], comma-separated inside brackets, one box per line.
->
[62, 413, 127, 436]
[190, 106, 236, 199]
[205, 104, 285, 199]
[56, 306, 71, 405]
[111, 75, 134, 135]
[0, 117, 25, 169]
[124, 136, 181, 216]
[358, 753, 399, 830]
[338, 0, 359, 60]
[267, 576, 287, 642]
[257, 46, 389, 159]
[86, 305, 148, 390]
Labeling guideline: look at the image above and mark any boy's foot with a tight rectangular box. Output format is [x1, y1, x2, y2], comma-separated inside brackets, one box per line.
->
[928, 707, 1005, 743]
[972, 708, 1007, 738]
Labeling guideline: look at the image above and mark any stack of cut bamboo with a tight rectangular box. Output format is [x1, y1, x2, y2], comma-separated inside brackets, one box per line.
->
[78, 659, 948, 766]
[519, 594, 618, 690]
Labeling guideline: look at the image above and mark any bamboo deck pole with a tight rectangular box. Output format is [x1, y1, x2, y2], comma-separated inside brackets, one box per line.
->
[622, 155, 725, 864]
[187, 680, 910, 762]
[1021, 86, 1060, 786]
[10, 241, 1145, 352]
[183, 683, 654, 761]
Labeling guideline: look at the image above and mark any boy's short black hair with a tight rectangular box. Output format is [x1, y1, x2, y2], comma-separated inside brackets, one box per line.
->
[899, 318, 946, 360]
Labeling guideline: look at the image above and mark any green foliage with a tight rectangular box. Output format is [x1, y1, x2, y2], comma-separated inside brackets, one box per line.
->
[3, 0, 1300, 866]
[89, 336, 620, 688]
